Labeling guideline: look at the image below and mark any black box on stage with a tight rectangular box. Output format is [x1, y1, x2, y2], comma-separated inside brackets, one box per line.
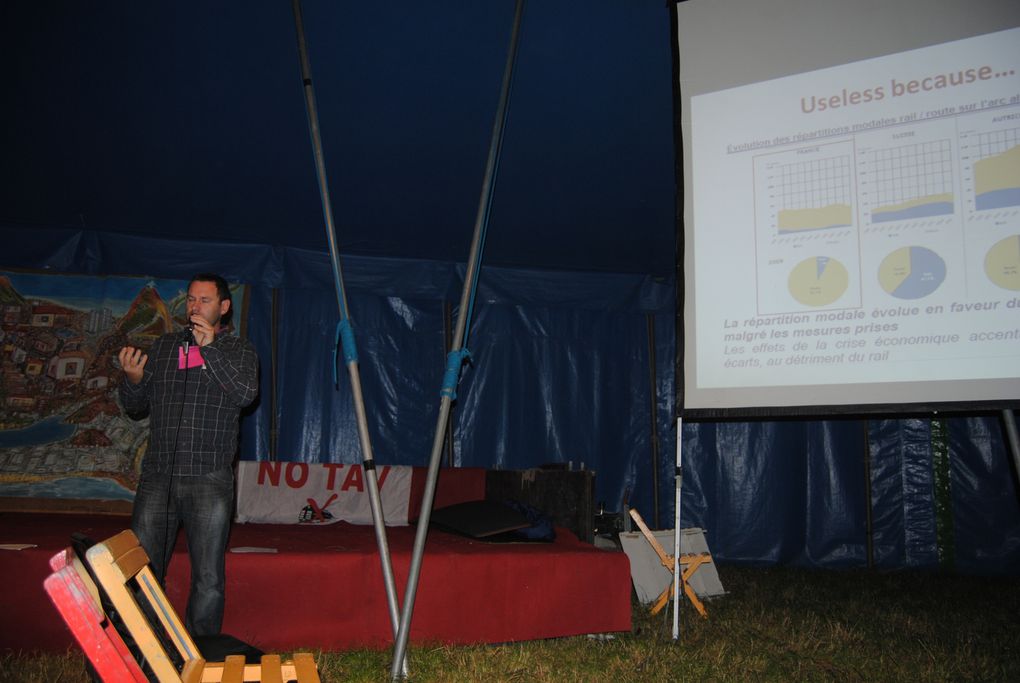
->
[485, 469, 595, 543]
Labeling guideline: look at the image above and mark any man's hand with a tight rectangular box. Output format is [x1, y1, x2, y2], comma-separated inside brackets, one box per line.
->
[118, 346, 147, 384]
[189, 314, 216, 347]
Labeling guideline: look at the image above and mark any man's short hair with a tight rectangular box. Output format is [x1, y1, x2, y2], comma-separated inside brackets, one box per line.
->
[189, 273, 233, 325]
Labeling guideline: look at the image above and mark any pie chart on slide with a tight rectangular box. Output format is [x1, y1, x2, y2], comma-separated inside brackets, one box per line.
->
[984, 235, 1020, 291]
[878, 246, 946, 299]
[788, 256, 848, 306]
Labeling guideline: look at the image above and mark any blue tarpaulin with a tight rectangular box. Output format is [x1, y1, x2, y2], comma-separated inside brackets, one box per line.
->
[4, 226, 1019, 574]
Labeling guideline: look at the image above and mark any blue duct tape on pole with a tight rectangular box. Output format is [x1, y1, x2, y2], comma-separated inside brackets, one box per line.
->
[440, 348, 472, 400]
[333, 319, 359, 387]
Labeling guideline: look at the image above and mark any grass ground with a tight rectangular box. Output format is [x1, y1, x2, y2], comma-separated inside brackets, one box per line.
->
[3, 563, 1018, 682]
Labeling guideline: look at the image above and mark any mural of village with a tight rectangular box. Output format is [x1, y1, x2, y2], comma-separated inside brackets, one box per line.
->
[0, 270, 243, 503]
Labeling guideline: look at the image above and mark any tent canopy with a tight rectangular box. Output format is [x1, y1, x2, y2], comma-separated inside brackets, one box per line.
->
[2, 0, 676, 275]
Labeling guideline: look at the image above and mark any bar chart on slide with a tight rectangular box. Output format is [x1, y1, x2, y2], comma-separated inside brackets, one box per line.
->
[766, 155, 854, 236]
[857, 140, 955, 227]
[961, 126, 1020, 214]
[753, 142, 860, 313]
[751, 112, 1020, 313]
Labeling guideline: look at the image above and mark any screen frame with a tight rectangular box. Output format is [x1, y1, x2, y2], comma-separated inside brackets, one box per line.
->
[671, 0, 1020, 418]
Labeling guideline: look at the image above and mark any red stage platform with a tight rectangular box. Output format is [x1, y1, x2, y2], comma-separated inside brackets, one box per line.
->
[0, 474, 631, 653]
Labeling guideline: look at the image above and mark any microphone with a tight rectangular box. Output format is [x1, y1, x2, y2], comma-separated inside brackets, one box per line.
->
[182, 323, 196, 354]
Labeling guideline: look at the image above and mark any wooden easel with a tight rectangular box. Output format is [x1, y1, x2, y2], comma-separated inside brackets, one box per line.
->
[628, 508, 712, 617]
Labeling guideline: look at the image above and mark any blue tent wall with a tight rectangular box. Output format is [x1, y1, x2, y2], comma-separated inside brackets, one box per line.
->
[676, 417, 1020, 573]
[678, 420, 869, 568]
[4, 225, 1019, 573]
[1, 226, 668, 514]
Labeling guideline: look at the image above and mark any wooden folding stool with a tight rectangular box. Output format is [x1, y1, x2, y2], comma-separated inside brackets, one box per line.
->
[628, 508, 713, 618]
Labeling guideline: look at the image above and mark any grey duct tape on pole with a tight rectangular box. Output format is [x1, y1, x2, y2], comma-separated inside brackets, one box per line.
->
[389, 1, 527, 679]
[289, 0, 406, 675]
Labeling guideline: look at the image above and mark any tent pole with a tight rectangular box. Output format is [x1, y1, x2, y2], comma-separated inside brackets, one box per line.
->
[672, 416, 683, 641]
[863, 420, 874, 569]
[1002, 409, 1020, 494]
[289, 0, 404, 673]
[389, 1, 527, 679]
[443, 300, 455, 468]
[270, 287, 280, 460]
[647, 314, 661, 527]
[668, 0, 686, 644]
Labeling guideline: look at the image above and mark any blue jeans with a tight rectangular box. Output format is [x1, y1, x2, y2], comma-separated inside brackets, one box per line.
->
[131, 467, 234, 636]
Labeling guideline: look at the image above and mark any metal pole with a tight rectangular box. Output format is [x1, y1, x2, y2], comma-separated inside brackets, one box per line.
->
[290, 1, 404, 672]
[390, 1, 527, 678]
[270, 287, 279, 460]
[667, 0, 686, 645]
[863, 420, 874, 569]
[672, 416, 683, 641]
[443, 301, 455, 468]
[1002, 409, 1020, 494]
[647, 314, 660, 527]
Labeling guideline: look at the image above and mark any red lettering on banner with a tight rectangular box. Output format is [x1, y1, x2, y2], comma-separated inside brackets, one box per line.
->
[258, 461, 282, 486]
[341, 465, 364, 492]
[324, 463, 345, 490]
[285, 463, 308, 488]
[377, 465, 391, 488]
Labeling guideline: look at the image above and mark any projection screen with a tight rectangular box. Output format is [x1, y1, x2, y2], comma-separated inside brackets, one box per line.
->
[676, 0, 1020, 415]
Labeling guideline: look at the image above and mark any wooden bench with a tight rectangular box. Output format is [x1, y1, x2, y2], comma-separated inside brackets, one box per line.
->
[43, 547, 149, 682]
[46, 529, 320, 682]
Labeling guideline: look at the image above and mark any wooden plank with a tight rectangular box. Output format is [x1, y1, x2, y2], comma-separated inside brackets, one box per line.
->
[43, 564, 148, 682]
[87, 534, 187, 682]
[134, 566, 203, 661]
[628, 509, 675, 569]
[259, 654, 283, 683]
[182, 659, 208, 683]
[293, 653, 321, 683]
[88, 557, 180, 680]
[0, 496, 132, 516]
[101, 529, 140, 562]
[220, 655, 245, 683]
[104, 530, 151, 579]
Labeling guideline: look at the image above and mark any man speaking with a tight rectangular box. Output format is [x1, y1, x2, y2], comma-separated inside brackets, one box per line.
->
[118, 272, 258, 636]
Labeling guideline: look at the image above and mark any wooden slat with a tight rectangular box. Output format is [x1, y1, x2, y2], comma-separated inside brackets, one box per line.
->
[220, 655, 245, 683]
[182, 658, 208, 683]
[43, 562, 149, 683]
[134, 565, 203, 661]
[87, 533, 190, 682]
[69, 556, 103, 610]
[92, 529, 151, 580]
[101, 529, 142, 563]
[628, 509, 675, 569]
[293, 653, 321, 683]
[116, 544, 153, 579]
[88, 548, 181, 681]
[259, 655, 283, 683]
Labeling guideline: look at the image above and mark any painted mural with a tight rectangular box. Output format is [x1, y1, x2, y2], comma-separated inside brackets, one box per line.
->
[0, 270, 246, 504]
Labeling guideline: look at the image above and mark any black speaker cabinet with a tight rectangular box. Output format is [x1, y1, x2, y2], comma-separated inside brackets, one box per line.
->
[485, 469, 595, 543]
